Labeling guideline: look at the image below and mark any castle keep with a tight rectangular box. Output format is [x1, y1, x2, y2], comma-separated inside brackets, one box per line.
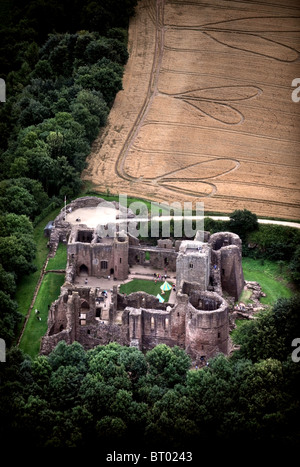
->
[41, 197, 244, 364]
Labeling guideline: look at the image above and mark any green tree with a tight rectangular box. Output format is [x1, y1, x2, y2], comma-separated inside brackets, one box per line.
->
[289, 245, 300, 284]
[9, 157, 30, 178]
[0, 213, 34, 237]
[48, 365, 85, 410]
[48, 341, 88, 373]
[233, 295, 300, 362]
[96, 416, 127, 442]
[117, 346, 147, 383]
[0, 264, 16, 296]
[146, 344, 191, 388]
[0, 291, 21, 345]
[0, 235, 36, 278]
[0, 185, 38, 217]
[229, 208, 258, 241]
[80, 373, 116, 417]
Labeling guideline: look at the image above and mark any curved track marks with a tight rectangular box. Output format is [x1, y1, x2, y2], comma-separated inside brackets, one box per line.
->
[84, 0, 300, 219]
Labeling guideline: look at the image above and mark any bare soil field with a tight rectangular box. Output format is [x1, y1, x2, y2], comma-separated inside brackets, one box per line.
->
[83, 0, 300, 220]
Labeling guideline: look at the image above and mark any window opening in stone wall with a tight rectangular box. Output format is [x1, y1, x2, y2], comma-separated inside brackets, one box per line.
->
[165, 318, 169, 330]
[101, 260, 108, 270]
[151, 316, 155, 330]
[96, 308, 101, 318]
[120, 257, 122, 263]
[77, 230, 93, 243]
[189, 263, 193, 268]
[218, 332, 221, 338]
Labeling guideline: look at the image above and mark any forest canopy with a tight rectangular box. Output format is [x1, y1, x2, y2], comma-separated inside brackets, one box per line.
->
[0, 296, 299, 450]
[0, 0, 138, 342]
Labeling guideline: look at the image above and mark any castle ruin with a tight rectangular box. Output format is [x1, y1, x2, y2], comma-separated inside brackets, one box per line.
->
[41, 197, 244, 364]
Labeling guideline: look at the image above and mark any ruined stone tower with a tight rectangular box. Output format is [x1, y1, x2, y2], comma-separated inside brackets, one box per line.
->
[208, 232, 244, 301]
[113, 232, 129, 280]
[176, 240, 211, 290]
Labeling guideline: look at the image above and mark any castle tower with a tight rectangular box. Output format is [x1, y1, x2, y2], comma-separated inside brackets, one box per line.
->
[176, 240, 211, 290]
[209, 232, 244, 301]
[113, 232, 129, 280]
[184, 287, 229, 362]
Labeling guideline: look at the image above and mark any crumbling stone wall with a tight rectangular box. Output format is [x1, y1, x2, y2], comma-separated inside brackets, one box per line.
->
[209, 232, 244, 301]
[41, 197, 245, 360]
[122, 307, 175, 351]
[182, 285, 229, 362]
[117, 291, 168, 310]
[129, 245, 177, 271]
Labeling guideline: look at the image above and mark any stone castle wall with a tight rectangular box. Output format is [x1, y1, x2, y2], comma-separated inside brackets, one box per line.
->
[41, 197, 246, 361]
[209, 232, 244, 300]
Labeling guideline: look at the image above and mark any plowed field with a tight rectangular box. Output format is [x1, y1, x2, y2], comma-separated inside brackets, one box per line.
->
[83, 0, 300, 220]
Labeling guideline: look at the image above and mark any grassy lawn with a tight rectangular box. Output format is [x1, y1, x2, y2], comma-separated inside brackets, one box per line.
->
[14, 207, 62, 340]
[120, 279, 172, 302]
[241, 257, 293, 306]
[46, 243, 67, 271]
[19, 273, 65, 358]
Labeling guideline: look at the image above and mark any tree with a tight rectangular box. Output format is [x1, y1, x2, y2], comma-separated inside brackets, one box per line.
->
[48, 341, 88, 373]
[48, 365, 85, 410]
[146, 387, 198, 449]
[0, 264, 16, 296]
[75, 89, 109, 126]
[229, 208, 258, 241]
[233, 295, 300, 363]
[0, 185, 38, 217]
[117, 346, 147, 383]
[0, 213, 34, 238]
[96, 416, 127, 443]
[71, 103, 100, 142]
[0, 235, 36, 278]
[0, 177, 49, 218]
[146, 344, 191, 388]
[9, 157, 30, 178]
[289, 245, 300, 284]
[0, 291, 21, 345]
[231, 310, 283, 362]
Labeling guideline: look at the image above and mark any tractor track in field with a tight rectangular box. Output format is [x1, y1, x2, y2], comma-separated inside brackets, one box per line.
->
[83, 0, 300, 220]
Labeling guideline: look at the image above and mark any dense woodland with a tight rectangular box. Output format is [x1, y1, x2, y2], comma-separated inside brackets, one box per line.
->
[0, 295, 299, 450]
[0, 0, 137, 344]
[0, 0, 300, 452]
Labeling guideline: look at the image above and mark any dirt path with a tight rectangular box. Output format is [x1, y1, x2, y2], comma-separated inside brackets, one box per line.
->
[83, 0, 300, 220]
